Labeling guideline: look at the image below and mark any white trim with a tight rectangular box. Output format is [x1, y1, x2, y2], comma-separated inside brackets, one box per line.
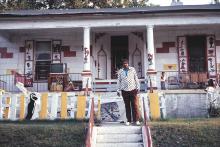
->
[1, 16, 220, 29]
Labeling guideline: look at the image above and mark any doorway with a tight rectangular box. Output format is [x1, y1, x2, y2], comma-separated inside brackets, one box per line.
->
[187, 36, 206, 72]
[111, 36, 128, 79]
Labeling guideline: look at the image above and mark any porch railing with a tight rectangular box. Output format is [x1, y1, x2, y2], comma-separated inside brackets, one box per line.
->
[85, 97, 95, 147]
[142, 95, 153, 147]
[157, 71, 212, 90]
[92, 79, 148, 92]
[0, 73, 82, 93]
[1, 71, 218, 93]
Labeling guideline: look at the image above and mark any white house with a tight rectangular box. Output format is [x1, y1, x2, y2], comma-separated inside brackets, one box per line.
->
[0, 4, 220, 92]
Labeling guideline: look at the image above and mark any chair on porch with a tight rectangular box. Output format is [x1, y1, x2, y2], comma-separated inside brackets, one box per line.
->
[188, 73, 199, 89]
[198, 72, 208, 88]
[167, 76, 179, 89]
[179, 73, 190, 88]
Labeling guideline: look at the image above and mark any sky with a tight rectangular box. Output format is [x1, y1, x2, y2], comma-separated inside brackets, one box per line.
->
[148, 0, 212, 6]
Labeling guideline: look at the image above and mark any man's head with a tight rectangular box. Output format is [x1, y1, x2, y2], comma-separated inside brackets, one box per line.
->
[122, 59, 129, 69]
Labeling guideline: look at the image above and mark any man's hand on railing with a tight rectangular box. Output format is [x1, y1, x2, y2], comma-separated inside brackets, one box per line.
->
[117, 92, 120, 97]
[136, 89, 140, 94]
[117, 90, 121, 97]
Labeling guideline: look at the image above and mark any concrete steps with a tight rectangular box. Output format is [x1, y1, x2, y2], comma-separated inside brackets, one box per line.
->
[97, 134, 143, 143]
[94, 124, 144, 147]
[97, 126, 142, 134]
[96, 143, 144, 147]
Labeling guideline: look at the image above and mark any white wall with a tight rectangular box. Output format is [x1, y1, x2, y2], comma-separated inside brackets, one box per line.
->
[154, 30, 178, 72]
[154, 27, 220, 72]
[0, 29, 84, 76]
[0, 32, 24, 74]
[1, 26, 220, 82]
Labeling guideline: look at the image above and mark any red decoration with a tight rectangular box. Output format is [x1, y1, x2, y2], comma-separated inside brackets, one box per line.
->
[0, 47, 13, 58]
[156, 42, 175, 53]
[62, 46, 76, 57]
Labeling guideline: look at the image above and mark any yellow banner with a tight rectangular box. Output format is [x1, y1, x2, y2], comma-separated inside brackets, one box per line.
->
[163, 64, 177, 70]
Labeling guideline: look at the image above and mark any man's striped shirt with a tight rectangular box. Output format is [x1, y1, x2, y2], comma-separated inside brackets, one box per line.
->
[117, 66, 140, 91]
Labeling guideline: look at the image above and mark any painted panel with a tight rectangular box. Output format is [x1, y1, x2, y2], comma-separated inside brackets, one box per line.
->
[177, 36, 188, 73]
[52, 40, 62, 63]
[179, 57, 188, 73]
[24, 40, 34, 87]
[163, 64, 177, 70]
[208, 56, 216, 77]
[178, 37, 187, 57]
[206, 35, 217, 78]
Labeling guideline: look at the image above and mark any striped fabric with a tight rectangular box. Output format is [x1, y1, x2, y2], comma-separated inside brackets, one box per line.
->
[117, 67, 140, 91]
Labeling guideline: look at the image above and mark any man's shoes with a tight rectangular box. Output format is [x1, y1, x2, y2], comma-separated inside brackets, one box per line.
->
[135, 121, 141, 125]
[125, 122, 130, 126]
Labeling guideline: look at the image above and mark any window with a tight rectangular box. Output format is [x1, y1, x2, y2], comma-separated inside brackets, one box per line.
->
[35, 41, 51, 81]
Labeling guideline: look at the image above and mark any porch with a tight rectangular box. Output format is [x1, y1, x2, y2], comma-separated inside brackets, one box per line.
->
[0, 6, 220, 92]
[0, 71, 218, 93]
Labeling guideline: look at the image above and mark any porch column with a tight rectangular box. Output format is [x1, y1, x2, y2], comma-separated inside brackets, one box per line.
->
[146, 25, 157, 89]
[81, 27, 92, 93]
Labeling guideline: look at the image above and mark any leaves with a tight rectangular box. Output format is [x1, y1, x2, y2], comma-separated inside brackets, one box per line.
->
[0, 0, 150, 11]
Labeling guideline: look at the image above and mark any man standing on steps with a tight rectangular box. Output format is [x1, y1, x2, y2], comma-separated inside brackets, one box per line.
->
[117, 59, 140, 126]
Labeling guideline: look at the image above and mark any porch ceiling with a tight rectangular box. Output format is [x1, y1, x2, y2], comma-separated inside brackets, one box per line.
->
[155, 24, 220, 31]
[0, 28, 82, 37]
[0, 26, 146, 36]
[1, 24, 219, 36]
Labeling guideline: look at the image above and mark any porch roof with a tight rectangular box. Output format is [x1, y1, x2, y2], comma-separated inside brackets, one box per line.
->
[0, 5, 220, 17]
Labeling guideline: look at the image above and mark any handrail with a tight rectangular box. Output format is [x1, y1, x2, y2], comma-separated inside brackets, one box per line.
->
[85, 97, 95, 147]
[143, 97, 153, 147]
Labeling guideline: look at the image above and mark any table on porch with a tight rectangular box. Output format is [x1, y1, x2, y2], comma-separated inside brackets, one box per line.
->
[48, 73, 68, 92]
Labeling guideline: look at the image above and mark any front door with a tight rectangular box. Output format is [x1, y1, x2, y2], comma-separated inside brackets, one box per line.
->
[187, 36, 206, 72]
[111, 36, 128, 79]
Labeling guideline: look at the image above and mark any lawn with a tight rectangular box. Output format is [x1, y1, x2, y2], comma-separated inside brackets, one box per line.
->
[0, 118, 219, 147]
[0, 120, 87, 147]
[150, 118, 220, 147]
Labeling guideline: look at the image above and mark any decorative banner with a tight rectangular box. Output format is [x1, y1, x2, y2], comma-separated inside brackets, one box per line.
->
[24, 40, 34, 87]
[177, 36, 188, 73]
[207, 35, 216, 58]
[206, 35, 216, 78]
[25, 41, 34, 61]
[25, 61, 33, 77]
[178, 37, 187, 57]
[179, 57, 188, 73]
[163, 64, 177, 70]
[207, 57, 216, 77]
[52, 40, 62, 63]
[52, 53, 61, 63]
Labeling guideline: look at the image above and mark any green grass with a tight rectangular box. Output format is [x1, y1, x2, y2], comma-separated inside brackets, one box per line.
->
[0, 119, 87, 147]
[0, 118, 220, 147]
[149, 118, 220, 147]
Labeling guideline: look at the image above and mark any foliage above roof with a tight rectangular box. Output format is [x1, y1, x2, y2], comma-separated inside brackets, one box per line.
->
[0, 0, 151, 11]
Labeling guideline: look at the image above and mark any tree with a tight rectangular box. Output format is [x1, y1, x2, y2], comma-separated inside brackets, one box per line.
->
[0, 0, 150, 11]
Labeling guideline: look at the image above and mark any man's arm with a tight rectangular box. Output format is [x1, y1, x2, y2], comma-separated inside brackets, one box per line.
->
[133, 68, 140, 91]
[117, 70, 122, 96]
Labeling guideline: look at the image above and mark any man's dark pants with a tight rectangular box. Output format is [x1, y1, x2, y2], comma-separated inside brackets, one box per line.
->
[122, 89, 140, 122]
